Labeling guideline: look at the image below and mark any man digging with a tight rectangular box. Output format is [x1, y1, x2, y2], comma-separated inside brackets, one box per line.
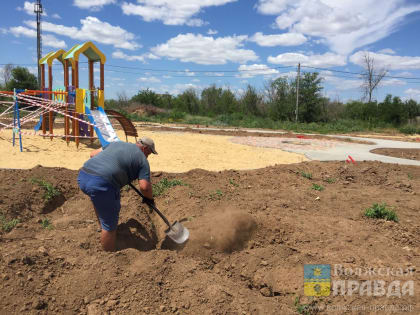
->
[77, 137, 157, 251]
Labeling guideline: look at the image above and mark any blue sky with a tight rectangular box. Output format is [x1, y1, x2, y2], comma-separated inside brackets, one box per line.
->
[1, 0, 420, 102]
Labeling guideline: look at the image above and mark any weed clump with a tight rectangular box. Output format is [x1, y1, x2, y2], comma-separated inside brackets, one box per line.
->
[153, 178, 187, 197]
[0, 213, 19, 232]
[364, 203, 398, 222]
[301, 171, 313, 180]
[31, 178, 61, 202]
[312, 183, 324, 191]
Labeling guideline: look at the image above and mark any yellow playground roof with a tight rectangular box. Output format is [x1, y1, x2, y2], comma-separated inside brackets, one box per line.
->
[39, 49, 66, 66]
[63, 42, 106, 65]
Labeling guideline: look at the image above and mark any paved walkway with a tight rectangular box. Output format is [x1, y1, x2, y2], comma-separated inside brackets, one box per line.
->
[315, 135, 420, 166]
[231, 134, 420, 166]
[142, 123, 420, 166]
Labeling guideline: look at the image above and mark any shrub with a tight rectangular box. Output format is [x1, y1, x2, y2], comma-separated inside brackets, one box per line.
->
[364, 203, 398, 222]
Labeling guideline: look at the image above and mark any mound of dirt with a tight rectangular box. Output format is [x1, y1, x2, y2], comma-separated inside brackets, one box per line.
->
[371, 148, 420, 161]
[1, 161, 419, 314]
[128, 103, 168, 116]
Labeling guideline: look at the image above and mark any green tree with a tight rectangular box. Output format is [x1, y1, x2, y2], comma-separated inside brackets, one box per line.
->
[173, 88, 200, 114]
[201, 84, 223, 115]
[131, 88, 163, 107]
[297, 72, 324, 122]
[266, 77, 295, 121]
[6, 67, 38, 91]
[219, 88, 238, 114]
[240, 85, 262, 116]
[404, 99, 419, 119]
[378, 94, 407, 125]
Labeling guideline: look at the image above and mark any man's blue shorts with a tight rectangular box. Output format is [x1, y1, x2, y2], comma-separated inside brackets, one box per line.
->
[77, 170, 121, 231]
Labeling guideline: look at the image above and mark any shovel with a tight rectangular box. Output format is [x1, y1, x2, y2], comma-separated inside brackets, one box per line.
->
[128, 183, 189, 244]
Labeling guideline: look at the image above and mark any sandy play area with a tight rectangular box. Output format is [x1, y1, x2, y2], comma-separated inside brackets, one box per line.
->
[0, 128, 307, 172]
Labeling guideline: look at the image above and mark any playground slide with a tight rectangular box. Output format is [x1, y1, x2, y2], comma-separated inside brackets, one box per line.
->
[85, 106, 120, 147]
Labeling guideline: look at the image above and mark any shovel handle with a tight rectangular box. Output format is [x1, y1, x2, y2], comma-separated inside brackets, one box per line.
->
[128, 183, 172, 228]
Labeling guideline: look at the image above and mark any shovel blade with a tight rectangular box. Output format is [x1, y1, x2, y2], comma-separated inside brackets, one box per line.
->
[165, 221, 189, 244]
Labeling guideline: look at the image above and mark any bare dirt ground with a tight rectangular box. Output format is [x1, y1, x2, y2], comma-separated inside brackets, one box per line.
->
[1, 160, 419, 314]
[371, 148, 420, 161]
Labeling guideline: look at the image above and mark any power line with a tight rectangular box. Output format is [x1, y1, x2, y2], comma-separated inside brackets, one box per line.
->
[2, 61, 420, 81]
[301, 65, 420, 81]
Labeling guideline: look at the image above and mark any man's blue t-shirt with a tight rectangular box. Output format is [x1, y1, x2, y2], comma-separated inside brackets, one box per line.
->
[82, 141, 150, 189]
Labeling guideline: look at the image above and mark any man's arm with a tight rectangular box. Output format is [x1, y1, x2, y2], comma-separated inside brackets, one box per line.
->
[90, 148, 103, 158]
[139, 179, 153, 200]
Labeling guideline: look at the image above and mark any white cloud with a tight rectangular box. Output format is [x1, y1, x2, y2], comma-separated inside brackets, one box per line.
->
[381, 78, 406, 86]
[394, 71, 413, 77]
[404, 88, 420, 101]
[137, 76, 161, 83]
[148, 83, 202, 96]
[350, 51, 420, 70]
[52, 13, 62, 19]
[268, 52, 346, 68]
[249, 32, 307, 47]
[180, 70, 196, 76]
[73, 0, 116, 11]
[9, 26, 67, 48]
[207, 29, 218, 35]
[112, 50, 158, 62]
[17, 1, 47, 16]
[121, 0, 237, 26]
[24, 17, 139, 50]
[320, 71, 361, 90]
[377, 48, 396, 55]
[237, 64, 279, 78]
[151, 33, 258, 65]
[204, 72, 225, 77]
[256, 0, 420, 55]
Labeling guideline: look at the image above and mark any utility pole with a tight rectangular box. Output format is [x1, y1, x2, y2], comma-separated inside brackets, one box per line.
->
[34, 0, 43, 89]
[295, 62, 300, 122]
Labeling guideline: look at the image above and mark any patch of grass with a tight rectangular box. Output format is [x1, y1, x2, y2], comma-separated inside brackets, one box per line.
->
[364, 203, 399, 222]
[407, 173, 413, 180]
[0, 213, 20, 232]
[229, 179, 239, 187]
[294, 296, 318, 315]
[209, 189, 223, 200]
[40, 218, 54, 230]
[301, 171, 313, 180]
[152, 178, 187, 197]
[31, 178, 61, 202]
[399, 125, 420, 135]
[312, 183, 324, 191]
[325, 178, 336, 184]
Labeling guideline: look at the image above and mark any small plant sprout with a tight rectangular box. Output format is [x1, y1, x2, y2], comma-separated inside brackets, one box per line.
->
[31, 178, 61, 202]
[229, 179, 239, 187]
[364, 203, 398, 222]
[209, 189, 223, 200]
[0, 213, 20, 232]
[40, 218, 54, 230]
[325, 177, 336, 184]
[312, 183, 324, 191]
[152, 178, 187, 197]
[300, 171, 312, 180]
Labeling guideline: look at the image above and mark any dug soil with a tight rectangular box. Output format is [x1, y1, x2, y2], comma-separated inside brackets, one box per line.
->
[371, 148, 420, 161]
[0, 161, 419, 314]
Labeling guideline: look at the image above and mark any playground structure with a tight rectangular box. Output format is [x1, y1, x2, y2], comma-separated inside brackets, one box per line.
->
[0, 41, 137, 151]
